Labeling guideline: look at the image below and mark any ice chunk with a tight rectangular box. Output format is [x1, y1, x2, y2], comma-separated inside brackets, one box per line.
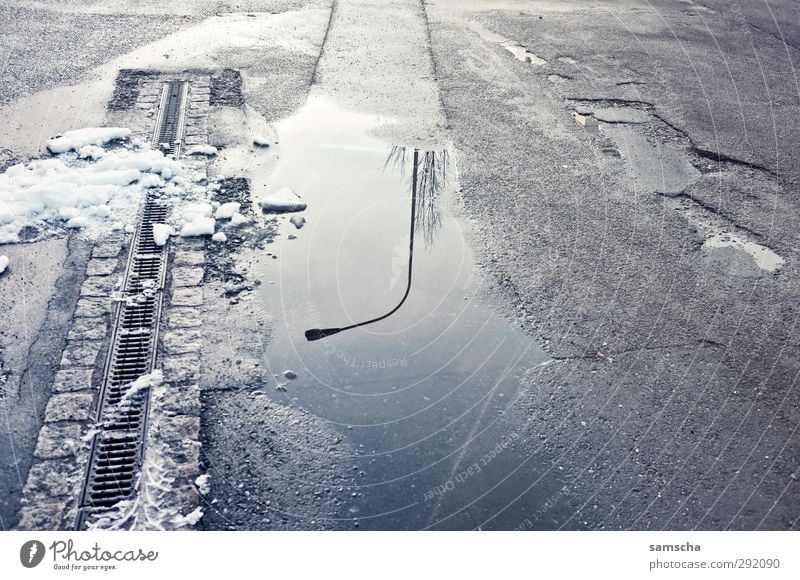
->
[289, 215, 306, 229]
[259, 187, 307, 213]
[139, 174, 163, 188]
[187, 145, 218, 156]
[46, 127, 131, 153]
[214, 202, 241, 219]
[152, 223, 173, 247]
[229, 212, 248, 227]
[211, 232, 227, 242]
[0, 255, 8, 274]
[180, 217, 216, 237]
[253, 136, 271, 147]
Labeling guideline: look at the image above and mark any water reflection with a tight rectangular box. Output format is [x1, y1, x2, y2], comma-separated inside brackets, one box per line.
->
[305, 146, 448, 341]
[385, 145, 449, 246]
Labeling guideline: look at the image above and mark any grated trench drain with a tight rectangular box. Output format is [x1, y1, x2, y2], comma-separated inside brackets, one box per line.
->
[75, 80, 189, 529]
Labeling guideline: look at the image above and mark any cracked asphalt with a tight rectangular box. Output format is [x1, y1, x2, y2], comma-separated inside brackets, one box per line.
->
[1, 0, 798, 530]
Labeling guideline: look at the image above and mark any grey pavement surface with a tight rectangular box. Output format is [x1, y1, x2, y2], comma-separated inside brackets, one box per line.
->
[0, 0, 798, 530]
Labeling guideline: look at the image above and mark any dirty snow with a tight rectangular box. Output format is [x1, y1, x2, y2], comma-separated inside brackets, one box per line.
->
[260, 187, 307, 213]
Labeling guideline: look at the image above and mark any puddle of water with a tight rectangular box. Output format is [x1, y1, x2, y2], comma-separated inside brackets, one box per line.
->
[703, 232, 784, 273]
[467, 21, 547, 66]
[504, 45, 547, 65]
[252, 96, 567, 529]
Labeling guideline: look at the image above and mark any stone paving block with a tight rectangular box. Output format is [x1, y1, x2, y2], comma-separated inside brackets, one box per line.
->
[156, 383, 201, 416]
[174, 252, 205, 268]
[160, 415, 200, 444]
[166, 307, 202, 328]
[34, 423, 85, 459]
[60, 341, 102, 367]
[53, 368, 93, 393]
[16, 502, 66, 530]
[86, 258, 118, 276]
[92, 242, 123, 258]
[162, 328, 202, 354]
[163, 353, 201, 383]
[67, 317, 107, 341]
[171, 287, 203, 306]
[44, 393, 94, 423]
[23, 459, 80, 499]
[74, 298, 112, 318]
[80, 276, 115, 297]
[172, 267, 204, 287]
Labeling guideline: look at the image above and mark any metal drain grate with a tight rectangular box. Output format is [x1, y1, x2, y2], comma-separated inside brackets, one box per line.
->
[152, 80, 188, 157]
[76, 80, 188, 529]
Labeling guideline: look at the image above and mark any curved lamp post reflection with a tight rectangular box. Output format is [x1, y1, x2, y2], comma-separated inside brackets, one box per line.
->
[304, 147, 449, 342]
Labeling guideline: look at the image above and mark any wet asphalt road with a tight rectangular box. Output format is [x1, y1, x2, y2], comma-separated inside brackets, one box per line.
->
[1, 0, 799, 530]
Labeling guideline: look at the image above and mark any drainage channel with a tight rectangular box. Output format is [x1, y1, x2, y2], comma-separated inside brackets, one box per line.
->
[75, 81, 187, 529]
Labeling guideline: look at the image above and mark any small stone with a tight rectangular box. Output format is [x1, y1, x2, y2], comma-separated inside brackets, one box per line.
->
[287, 234, 297, 240]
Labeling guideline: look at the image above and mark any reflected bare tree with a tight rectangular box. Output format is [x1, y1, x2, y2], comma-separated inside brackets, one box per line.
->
[305, 146, 450, 341]
[385, 145, 449, 246]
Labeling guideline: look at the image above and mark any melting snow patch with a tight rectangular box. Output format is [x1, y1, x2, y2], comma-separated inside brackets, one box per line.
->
[0, 132, 183, 244]
[259, 187, 307, 213]
[46, 127, 131, 154]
